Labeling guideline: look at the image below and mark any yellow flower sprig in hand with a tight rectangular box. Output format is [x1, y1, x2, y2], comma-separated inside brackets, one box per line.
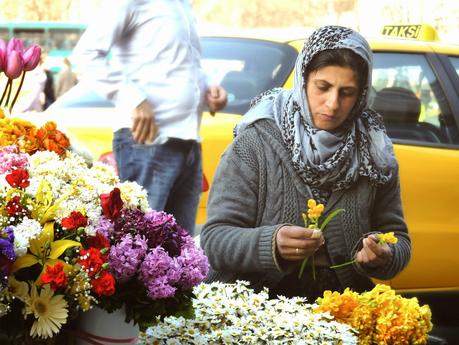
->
[330, 232, 398, 269]
[298, 199, 344, 279]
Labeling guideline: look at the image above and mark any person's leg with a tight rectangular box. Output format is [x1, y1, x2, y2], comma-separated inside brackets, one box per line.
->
[113, 130, 201, 234]
[164, 140, 202, 236]
[113, 129, 183, 212]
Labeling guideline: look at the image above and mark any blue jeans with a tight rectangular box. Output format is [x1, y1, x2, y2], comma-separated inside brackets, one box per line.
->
[113, 128, 202, 236]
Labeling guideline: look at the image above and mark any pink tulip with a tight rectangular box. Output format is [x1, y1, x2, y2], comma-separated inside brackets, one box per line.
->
[7, 38, 24, 55]
[0, 39, 6, 72]
[23, 45, 41, 71]
[5, 50, 23, 79]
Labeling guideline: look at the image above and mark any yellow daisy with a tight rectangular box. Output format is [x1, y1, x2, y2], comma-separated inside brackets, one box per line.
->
[24, 284, 68, 339]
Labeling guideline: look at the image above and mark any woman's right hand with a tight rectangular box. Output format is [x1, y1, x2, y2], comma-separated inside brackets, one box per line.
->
[275, 225, 325, 261]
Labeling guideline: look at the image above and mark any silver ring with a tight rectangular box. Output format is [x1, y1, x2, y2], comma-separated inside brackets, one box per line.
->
[296, 248, 299, 255]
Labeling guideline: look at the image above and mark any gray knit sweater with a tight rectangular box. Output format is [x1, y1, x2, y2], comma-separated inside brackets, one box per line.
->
[200, 119, 411, 294]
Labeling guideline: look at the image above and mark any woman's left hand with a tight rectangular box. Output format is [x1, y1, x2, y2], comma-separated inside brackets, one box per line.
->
[355, 234, 393, 269]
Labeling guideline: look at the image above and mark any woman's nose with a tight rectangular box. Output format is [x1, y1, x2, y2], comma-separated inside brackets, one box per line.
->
[325, 91, 339, 110]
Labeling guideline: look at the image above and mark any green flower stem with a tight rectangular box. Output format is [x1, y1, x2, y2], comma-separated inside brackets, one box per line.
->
[5, 78, 13, 109]
[330, 259, 356, 269]
[9, 71, 26, 113]
[298, 256, 309, 279]
[0, 79, 12, 108]
[312, 254, 316, 280]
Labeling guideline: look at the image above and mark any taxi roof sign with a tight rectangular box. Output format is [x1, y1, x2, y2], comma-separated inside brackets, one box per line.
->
[382, 24, 439, 41]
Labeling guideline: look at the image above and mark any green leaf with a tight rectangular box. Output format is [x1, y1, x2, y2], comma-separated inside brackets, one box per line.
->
[320, 208, 345, 231]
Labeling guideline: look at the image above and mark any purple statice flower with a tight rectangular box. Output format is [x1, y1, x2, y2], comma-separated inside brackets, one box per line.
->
[0, 226, 15, 287]
[95, 217, 115, 238]
[0, 145, 28, 174]
[113, 208, 148, 241]
[175, 246, 209, 290]
[0, 226, 15, 261]
[141, 211, 183, 257]
[138, 247, 181, 299]
[109, 233, 148, 282]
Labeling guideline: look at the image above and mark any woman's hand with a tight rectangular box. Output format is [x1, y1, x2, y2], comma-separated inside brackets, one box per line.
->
[356, 234, 393, 269]
[276, 225, 324, 261]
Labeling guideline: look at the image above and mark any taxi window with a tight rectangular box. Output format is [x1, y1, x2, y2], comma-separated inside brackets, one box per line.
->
[201, 37, 297, 114]
[449, 56, 459, 76]
[371, 52, 459, 145]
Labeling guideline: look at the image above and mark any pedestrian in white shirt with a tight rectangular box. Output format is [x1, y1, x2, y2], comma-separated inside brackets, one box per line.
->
[73, 0, 227, 235]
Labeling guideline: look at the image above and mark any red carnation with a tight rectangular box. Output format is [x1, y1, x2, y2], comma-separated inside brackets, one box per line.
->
[100, 188, 124, 221]
[61, 211, 88, 230]
[41, 262, 68, 291]
[6, 169, 30, 188]
[5, 196, 26, 216]
[87, 232, 110, 249]
[78, 248, 106, 277]
[92, 271, 115, 296]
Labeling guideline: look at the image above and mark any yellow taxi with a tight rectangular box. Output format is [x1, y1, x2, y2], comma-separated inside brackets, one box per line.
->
[44, 24, 459, 295]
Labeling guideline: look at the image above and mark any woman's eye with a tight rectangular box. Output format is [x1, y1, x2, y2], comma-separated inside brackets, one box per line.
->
[340, 89, 357, 97]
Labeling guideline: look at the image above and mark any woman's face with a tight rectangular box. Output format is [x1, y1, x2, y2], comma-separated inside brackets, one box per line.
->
[305, 65, 359, 131]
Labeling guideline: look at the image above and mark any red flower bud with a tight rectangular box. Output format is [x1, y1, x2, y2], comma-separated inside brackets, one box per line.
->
[5, 50, 23, 79]
[23, 45, 41, 71]
[100, 188, 124, 221]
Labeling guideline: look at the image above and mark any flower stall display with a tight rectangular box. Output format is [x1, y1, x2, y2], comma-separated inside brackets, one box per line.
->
[0, 123, 208, 343]
[315, 284, 433, 345]
[140, 281, 433, 345]
[140, 281, 358, 344]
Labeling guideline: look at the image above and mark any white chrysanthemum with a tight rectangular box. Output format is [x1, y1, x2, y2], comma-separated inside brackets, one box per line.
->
[139, 281, 358, 345]
[28, 175, 66, 201]
[0, 176, 10, 191]
[117, 181, 149, 210]
[24, 285, 68, 339]
[90, 162, 119, 185]
[13, 218, 42, 257]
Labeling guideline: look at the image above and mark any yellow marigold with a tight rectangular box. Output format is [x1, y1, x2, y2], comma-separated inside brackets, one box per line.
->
[315, 284, 432, 345]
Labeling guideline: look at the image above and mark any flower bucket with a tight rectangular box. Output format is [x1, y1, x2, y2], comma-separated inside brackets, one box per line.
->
[74, 306, 139, 345]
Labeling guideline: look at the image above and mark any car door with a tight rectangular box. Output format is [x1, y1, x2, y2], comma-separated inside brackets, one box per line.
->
[371, 51, 459, 292]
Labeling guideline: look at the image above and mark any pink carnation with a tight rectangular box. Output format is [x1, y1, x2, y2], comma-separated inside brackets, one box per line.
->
[0, 145, 29, 174]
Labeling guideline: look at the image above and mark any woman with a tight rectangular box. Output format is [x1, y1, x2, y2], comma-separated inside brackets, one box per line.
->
[200, 25, 411, 301]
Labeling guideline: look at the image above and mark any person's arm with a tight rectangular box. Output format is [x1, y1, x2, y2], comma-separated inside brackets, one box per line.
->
[72, 1, 145, 113]
[206, 85, 227, 116]
[200, 130, 280, 273]
[354, 164, 411, 280]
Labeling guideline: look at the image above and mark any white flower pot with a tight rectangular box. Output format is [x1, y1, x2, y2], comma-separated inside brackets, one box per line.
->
[74, 306, 139, 345]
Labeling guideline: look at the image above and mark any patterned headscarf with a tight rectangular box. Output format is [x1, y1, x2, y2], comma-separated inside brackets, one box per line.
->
[235, 25, 395, 202]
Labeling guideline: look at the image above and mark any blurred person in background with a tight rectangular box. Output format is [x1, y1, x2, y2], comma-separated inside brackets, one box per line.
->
[73, 0, 227, 236]
[56, 57, 78, 98]
[42, 58, 56, 110]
